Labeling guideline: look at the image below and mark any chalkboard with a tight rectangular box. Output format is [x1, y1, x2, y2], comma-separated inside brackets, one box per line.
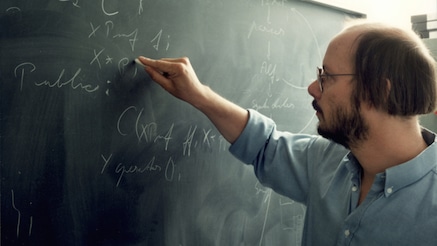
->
[1, 1, 351, 245]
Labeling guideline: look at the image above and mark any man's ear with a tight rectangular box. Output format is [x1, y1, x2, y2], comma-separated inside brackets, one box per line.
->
[383, 78, 393, 107]
[385, 78, 392, 97]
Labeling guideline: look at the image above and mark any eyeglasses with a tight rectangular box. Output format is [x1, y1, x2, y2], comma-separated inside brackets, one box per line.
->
[316, 67, 355, 92]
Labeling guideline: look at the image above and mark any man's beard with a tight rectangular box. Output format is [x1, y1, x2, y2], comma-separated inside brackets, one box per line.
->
[316, 102, 369, 149]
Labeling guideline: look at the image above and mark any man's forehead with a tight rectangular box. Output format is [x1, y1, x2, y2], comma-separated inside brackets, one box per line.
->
[323, 30, 361, 71]
[332, 29, 361, 51]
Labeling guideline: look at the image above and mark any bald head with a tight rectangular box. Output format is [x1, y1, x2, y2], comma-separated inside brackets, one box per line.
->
[322, 27, 362, 77]
[327, 22, 437, 116]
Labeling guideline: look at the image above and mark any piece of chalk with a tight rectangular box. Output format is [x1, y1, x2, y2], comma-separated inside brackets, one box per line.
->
[135, 58, 169, 78]
[135, 58, 145, 67]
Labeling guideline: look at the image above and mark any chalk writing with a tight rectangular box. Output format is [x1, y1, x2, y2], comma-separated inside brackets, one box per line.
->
[116, 105, 228, 154]
[151, 29, 170, 51]
[154, 123, 174, 151]
[251, 97, 295, 111]
[117, 106, 159, 142]
[6, 7, 21, 13]
[291, 8, 323, 60]
[88, 22, 100, 38]
[59, 0, 80, 8]
[101, 154, 175, 187]
[281, 77, 309, 90]
[279, 198, 304, 244]
[90, 48, 105, 68]
[136, 120, 158, 143]
[100, 153, 112, 174]
[272, 97, 294, 109]
[218, 135, 228, 152]
[113, 28, 138, 52]
[14, 63, 99, 93]
[254, 182, 273, 246]
[248, 21, 285, 39]
[165, 157, 175, 181]
[151, 30, 162, 51]
[101, 0, 119, 16]
[105, 55, 113, 64]
[11, 189, 21, 237]
[260, 61, 276, 77]
[267, 41, 271, 60]
[261, 0, 285, 6]
[105, 21, 114, 37]
[10, 190, 33, 238]
[34, 68, 99, 93]
[118, 57, 131, 75]
[116, 106, 178, 149]
[138, 0, 144, 15]
[182, 126, 197, 156]
[115, 157, 161, 186]
[105, 80, 111, 96]
[14, 62, 35, 91]
[117, 106, 135, 136]
[202, 129, 215, 149]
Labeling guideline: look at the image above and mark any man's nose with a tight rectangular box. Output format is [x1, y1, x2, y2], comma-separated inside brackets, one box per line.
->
[307, 79, 321, 99]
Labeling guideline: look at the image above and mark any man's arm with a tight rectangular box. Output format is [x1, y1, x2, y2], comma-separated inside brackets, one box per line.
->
[137, 56, 248, 144]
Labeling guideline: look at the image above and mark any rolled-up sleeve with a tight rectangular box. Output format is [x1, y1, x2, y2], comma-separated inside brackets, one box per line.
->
[229, 109, 275, 164]
[229, 109, 322, 202]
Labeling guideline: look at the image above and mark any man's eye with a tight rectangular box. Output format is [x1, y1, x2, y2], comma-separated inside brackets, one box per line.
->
[322, 74, 332, 81]
[320, 75, 328, 82]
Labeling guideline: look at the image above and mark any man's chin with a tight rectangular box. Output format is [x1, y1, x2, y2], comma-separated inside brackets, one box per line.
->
[317, 126, 351, 149]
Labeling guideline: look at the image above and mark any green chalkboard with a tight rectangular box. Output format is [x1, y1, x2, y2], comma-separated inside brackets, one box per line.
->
[0, 0, 351, 245]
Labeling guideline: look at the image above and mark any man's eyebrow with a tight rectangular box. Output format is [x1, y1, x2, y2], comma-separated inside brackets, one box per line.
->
[322, 65, 332, 74]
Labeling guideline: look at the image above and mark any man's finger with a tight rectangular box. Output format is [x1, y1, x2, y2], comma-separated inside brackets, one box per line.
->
[144, 65, 173, 90]
[138, 56, 172, 72]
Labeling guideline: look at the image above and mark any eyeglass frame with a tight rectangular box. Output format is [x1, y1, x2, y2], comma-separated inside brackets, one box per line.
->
[316, 66, 355, 92]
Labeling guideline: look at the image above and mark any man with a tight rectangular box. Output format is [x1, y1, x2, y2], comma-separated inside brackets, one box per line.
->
[137, 22, 437, 245]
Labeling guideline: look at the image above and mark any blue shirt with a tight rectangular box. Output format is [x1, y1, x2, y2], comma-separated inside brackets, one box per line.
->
[230, 109, 437, 246]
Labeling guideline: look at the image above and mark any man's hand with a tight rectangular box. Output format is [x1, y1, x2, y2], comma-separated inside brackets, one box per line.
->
[137, 56, 248, 144]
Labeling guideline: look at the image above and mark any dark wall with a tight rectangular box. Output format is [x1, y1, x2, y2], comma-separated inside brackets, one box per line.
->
[0, 1, 349, 245]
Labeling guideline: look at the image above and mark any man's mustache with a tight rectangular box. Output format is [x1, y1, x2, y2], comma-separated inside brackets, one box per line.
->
[312, 100, 322, 113]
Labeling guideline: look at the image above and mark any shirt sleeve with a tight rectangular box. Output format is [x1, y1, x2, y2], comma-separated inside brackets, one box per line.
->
[229, 109, 327, 203]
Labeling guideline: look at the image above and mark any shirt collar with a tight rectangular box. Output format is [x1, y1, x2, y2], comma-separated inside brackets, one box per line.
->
[344, 129, 437, 197]
[344, 153, 360, 174]
[422, 127, 436, 146]
[383, 129, 437, 197]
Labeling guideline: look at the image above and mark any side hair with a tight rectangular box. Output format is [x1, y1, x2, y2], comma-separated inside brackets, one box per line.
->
[348, 23, 436, 116]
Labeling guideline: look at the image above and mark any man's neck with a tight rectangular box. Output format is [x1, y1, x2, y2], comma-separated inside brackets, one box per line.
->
[350, 115, 427, 176]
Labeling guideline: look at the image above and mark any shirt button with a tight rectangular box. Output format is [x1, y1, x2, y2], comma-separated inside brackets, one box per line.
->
[351, 186, 358, 192]
[344, 229, 351, 237]
[387, 187, 393, 194]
